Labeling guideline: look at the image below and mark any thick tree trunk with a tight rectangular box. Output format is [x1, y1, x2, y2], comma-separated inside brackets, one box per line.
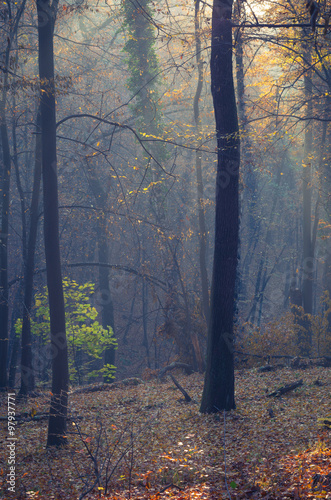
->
[36, 0, 69, 447]
[200, 0, 240, 413]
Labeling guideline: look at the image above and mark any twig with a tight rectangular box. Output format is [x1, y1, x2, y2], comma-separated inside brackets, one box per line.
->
[159, 483, 184, 493]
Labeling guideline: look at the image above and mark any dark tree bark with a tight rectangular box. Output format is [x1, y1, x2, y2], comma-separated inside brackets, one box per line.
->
[200, 0, 240, 413]
[36, 0, 69, 447]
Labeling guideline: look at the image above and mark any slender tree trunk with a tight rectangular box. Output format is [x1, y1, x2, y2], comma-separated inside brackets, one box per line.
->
[234, 1, 258, 308]
[85, 159, 116, 378]
[302, 38, 314, 318]
[0, 98, 11, 389]
[20, 110, 42, 395]
[0, 1, 27, 389]
[301, 38, 314, 352]
[142, 279, 151, 368]
[0, 29, 12, 388]
[36, 0, 69, 447]
[194, 0, 210, 325]
[8, 285, 24, 388]
[321, 96, 331, 331]
[96, 216, 116, 378]
[200, 0, 240, 413]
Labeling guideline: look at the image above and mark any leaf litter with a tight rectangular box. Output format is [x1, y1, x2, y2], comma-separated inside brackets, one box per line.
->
[0, 366, 330, 499]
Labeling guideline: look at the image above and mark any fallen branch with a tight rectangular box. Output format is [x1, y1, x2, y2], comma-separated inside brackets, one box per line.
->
[168, 374, 192, 402]
[159, 483, 184, 493]
[267, 379, 303, 398]
[158, 362, 193, 379]
[258, 365, 275, 373]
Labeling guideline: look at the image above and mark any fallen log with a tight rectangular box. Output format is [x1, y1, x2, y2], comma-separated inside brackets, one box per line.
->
[168, 374, 192, 402]
[258, 365, 275, 372]
[267, 379, 303, 398]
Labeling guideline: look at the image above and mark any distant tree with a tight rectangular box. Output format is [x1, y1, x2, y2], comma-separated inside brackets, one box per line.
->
[36, 0, 69, 447]
[200, 0, 240, 412]
[193, 0, 210, 327]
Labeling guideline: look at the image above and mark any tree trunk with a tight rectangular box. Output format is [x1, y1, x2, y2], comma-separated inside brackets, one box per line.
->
[97, 218, 116, 379]
[0, 98, 11, 389]
[85, 159, 116, 379]
[0, 0, 27, 392]
[321, 96, 331, 332]
[20, 110, 42, 395]
[302, 38, 314, 318]
[200, 0, 240, 413]
[194, 0, 210, 325]
[36, 0, 69, 447]
[142, 279, 151, 368]
[234, 1, 258, 310]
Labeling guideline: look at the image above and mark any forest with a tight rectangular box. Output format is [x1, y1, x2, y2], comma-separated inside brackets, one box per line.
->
[0, 0, 330, 498]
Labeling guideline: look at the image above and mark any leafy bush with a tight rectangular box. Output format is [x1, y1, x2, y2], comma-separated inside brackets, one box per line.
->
[237, 292, 331, 363]
[15, 278, 117, 384]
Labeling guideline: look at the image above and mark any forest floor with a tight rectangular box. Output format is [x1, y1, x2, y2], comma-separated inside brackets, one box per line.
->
[0, 366, 331, 500]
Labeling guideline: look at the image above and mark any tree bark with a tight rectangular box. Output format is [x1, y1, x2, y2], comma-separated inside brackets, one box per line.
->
[200, 0, 240, 413]
[36, 0, 69, 447]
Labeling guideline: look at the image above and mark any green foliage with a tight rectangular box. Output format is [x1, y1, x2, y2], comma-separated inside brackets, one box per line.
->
[16, 278, 117, 384]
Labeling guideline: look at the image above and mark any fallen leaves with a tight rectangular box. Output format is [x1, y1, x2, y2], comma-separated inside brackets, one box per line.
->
[0, 366, 330, 499]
